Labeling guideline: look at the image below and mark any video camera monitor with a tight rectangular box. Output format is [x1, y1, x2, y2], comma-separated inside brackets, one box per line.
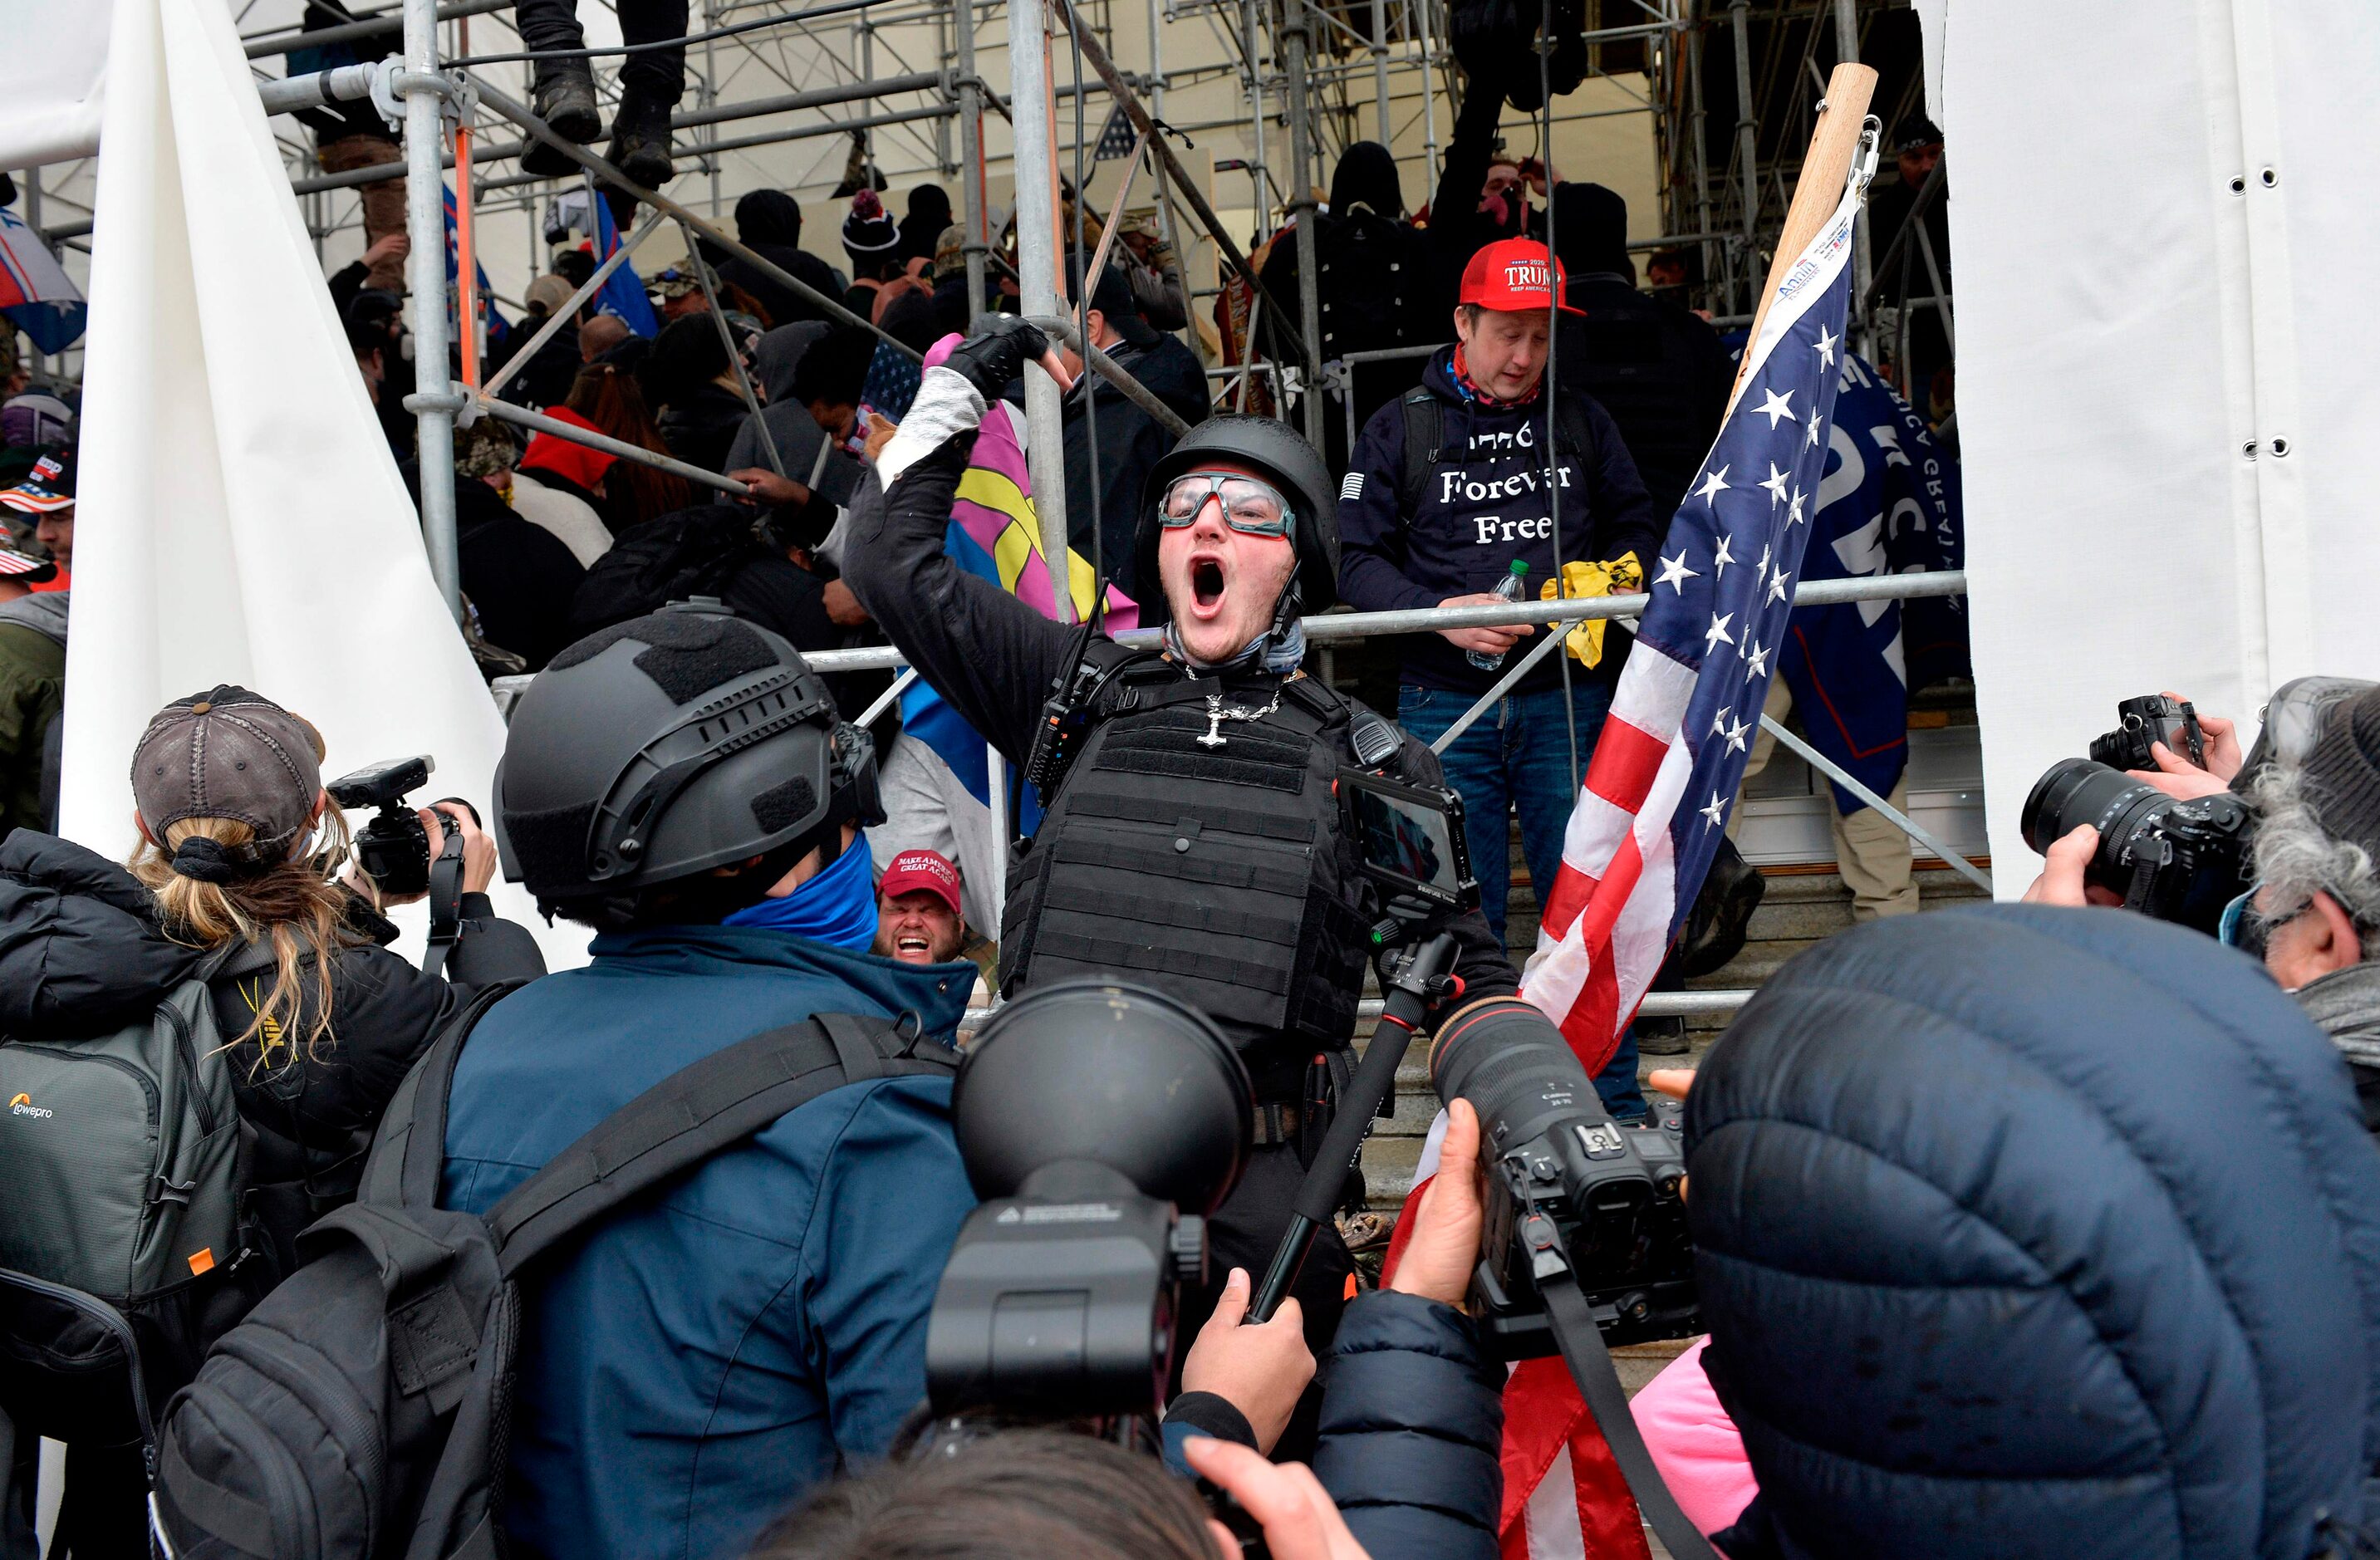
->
[1339, 769, 1479, 917]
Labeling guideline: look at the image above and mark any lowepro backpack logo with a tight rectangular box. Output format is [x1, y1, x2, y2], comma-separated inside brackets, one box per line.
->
[8, 1093, 52, 1120]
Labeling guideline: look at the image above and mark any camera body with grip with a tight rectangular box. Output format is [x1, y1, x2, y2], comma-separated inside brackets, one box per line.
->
[326, 756, 461, 897]
[1430, 999, 1699, 1361]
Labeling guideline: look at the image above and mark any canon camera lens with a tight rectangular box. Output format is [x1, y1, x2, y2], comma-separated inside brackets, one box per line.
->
[1430, 997, 1612, 1155]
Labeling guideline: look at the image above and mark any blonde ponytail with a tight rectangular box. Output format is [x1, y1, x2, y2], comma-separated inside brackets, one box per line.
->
[130, 812, 361, 1068]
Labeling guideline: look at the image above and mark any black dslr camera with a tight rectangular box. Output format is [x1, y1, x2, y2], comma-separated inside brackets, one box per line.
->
[2088, 694, 2206, 773]
[2021, 759, 2251, 933]
[925, 981, 1251, 1423]
[1430, 999, 1697, 1359]
[326, 757, 463, 897]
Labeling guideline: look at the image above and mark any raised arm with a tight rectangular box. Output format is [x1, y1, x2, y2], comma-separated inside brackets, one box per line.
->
[840, 347, 1081, 764]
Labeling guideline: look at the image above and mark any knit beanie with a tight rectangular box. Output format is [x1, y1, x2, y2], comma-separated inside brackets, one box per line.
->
[842, 189, 900, 264]
[2299, 686, 2380, 862]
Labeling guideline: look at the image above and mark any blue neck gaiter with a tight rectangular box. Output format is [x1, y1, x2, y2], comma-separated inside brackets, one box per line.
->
[720, 830, 880, 950]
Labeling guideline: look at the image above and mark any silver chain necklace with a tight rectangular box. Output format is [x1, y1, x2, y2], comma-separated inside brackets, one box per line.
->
[1195, 685, 1286, 748]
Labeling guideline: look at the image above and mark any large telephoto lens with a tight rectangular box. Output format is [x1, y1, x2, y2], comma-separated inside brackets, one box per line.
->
[1430, 997, 1610, 1155]
[2020, 758, 2174, 866]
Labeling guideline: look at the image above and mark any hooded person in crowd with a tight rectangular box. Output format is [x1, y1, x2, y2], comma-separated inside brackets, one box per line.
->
[1548, 181, 1732, 519]
[714, 189, 845, 329]
[1683, 904, 2380, 1558]
[1256, 140, 1435, 468]
[645, 312, 752, 476]
[898, 184, 954, 269]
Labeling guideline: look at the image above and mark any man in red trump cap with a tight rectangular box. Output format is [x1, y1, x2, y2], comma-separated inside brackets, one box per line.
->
[871, 847, 969, 966]
[1332, 234, 1661, 1117]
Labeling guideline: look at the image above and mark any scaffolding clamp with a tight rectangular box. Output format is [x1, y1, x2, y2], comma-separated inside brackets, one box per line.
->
[403, 388, 473, 417]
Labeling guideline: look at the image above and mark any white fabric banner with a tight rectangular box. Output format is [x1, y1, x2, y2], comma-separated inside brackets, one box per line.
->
[0, 1, 109, 168]
[1936, 0, 2380, 885]
[61, 0, 587, 970]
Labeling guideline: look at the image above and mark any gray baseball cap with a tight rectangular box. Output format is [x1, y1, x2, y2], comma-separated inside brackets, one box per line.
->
[131, 685, 326, 861]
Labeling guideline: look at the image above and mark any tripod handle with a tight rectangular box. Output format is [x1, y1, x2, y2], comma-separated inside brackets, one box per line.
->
[1249, 933, 1461, 1323]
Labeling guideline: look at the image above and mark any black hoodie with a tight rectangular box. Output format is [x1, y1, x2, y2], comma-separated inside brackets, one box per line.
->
[715, 189, 846, 328]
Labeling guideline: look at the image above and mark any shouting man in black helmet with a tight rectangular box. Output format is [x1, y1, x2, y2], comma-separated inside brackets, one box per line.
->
[837, 316, 1524, 1452]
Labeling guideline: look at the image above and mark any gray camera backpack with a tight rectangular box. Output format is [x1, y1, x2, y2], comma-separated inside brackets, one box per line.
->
[0, 941, 271, 1469]
[150, 1005, 957, 1560]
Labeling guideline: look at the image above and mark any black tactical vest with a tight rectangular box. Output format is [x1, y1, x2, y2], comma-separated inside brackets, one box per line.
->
[1001, 653, 1382, 1057]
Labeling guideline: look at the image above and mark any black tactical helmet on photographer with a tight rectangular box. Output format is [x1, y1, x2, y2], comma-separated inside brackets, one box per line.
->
[492, 600, 883, 925]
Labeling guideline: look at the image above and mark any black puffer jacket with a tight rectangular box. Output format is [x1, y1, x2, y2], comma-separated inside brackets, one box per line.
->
[1313, 1290, 1503, 1560]
[1692, 905, 2380, 1560]
[0, 831, 545, 1278]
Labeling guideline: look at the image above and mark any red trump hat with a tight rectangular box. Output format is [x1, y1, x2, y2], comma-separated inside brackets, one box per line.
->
[878, 848, 963, 916]
[1457, 238, 1583, 316]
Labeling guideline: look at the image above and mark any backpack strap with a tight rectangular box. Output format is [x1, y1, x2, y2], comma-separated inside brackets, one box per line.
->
[483, 1013, 958, 1276]
[1396, 390, 1441, 518]
[355, 979, 531, 1211]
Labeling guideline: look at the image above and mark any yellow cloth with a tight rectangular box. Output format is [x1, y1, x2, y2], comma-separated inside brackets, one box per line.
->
[1537, 552, 1645, 669]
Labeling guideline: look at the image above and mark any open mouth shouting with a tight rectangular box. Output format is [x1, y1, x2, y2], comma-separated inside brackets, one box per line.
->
[894, 931, 932, 959]
[1189, 552, 1229, 619]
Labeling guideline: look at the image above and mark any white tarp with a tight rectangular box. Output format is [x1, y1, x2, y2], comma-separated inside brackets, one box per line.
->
[61, 0, 586, 969]
[1935, 0, 2380, 885]
[0, 1, 109, 167]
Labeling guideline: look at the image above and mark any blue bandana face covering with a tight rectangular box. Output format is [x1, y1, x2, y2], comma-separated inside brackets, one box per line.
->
[721, 830, 881, 950]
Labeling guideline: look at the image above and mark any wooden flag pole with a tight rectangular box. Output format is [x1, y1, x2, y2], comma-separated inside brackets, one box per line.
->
[1725, 61, 1878, 415]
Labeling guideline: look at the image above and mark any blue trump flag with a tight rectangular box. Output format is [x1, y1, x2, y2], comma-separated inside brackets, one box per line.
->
[1777, 353, 1965, 813]
[591, 197, 661, 337]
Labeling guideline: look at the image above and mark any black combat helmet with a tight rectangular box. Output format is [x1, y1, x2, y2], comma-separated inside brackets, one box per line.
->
[1135, 415, 1340, 622]
[492, 601, 882, 925]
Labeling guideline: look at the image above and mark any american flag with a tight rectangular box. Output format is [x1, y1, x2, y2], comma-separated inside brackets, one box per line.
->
[1521, 170, 1867, 1077]
[1382, 164, 1872, 1558]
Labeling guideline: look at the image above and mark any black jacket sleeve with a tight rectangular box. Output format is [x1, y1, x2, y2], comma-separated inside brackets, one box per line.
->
[839, 429, 1078, 764]
[1312, 1290, 1504, 1560]
[327, 259, 370, 321]
[1579, 394, 1663, 572]
[1427, 86, 1508, 313]
[1386, 731, 1522, 1003]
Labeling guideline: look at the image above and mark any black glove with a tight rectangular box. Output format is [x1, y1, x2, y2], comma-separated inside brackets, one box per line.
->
[939, 314, 1053, 400]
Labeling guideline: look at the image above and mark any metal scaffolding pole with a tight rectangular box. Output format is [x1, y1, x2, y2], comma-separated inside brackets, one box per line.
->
[1370, 0, 1393, 141]
[1278, 0, 1327, 445]
[1832, 0, 1873, 356]
[1729, 0, 1760, 314]
[399, 0, 462, 617]
[1008, 0, 1075, 607]
[955, 0, 991, 326]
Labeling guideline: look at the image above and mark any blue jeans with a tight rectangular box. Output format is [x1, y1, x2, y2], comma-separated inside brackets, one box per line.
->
[1396, 679, 1648, 1121]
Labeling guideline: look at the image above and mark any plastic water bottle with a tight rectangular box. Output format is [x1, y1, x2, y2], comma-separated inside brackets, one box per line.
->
[1466, 559, 1532, 671]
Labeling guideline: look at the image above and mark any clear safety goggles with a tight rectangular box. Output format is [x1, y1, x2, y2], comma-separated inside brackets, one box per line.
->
[1156, 472, 1296, 538]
